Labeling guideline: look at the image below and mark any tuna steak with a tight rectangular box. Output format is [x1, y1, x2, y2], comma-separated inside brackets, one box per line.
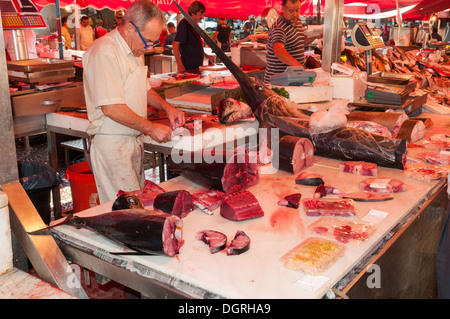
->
[339, 161, 378, 176]
[226, 231, 250, 256]
[191, 188, 226, 214]
[277, 193, 302, 209]
[167, 148, 259, 193]
[279, 135, 315, 174]
[359, 177, 407, 193]
[295, 171, 325, 186]
[339, 191, 394, 202]
[196, 230, 228, 254]
[31, 209, 184, 257]
[153, 190, 194, 218]
[220, 186, 264, 221]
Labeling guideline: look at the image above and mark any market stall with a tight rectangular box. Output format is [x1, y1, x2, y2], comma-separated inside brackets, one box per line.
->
[1, 0, 450, 301]
[46, 111, 448, 299]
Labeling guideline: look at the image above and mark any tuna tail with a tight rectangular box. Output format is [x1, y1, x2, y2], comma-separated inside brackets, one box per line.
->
[27, 214, 76, 235]
[172, 1, 266, 112]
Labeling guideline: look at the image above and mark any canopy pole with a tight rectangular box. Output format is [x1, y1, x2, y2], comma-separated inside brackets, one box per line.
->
[55, 0, 64, 59]
[321, 0, 344, 72]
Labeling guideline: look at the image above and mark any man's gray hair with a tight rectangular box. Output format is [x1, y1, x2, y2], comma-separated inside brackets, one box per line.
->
[123, 0, 166, 30]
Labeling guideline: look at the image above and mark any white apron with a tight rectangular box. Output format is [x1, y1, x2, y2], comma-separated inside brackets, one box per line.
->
[90, 65, 148, 204]
[80, 26, 94, 50]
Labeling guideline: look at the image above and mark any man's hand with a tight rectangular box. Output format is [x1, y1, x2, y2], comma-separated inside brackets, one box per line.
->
[166, 105, 185, 129]
[144, 122, 173, 143]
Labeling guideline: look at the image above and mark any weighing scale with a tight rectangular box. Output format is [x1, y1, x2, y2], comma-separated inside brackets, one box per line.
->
[1, 0, 46, 61]
[351, 22, 385, 75]
[269, 66, 317, 86]
[0, 0, 46, 29]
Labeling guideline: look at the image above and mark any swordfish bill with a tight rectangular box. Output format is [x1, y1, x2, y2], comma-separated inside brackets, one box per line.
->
[172, 1, 265, 111]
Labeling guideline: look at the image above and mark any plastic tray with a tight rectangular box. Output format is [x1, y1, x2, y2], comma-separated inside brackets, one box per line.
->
[281, 237, 346, 275]
[302, 198, 357, 217]
[308, 217, 376, 244]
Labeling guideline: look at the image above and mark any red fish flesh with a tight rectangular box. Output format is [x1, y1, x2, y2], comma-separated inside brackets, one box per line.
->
[226, 231, 250, 256]
[153, 190, 194, 218]
[196, 230, 227, 254]
[414, 152, 450, 165]
[220, 186, 264, 221]
[395, 120, 425, 143]
[359, 177, 407, 193]
[302, 198, 357, 217]
[295, 171, 324, 186]
[277, 193, 302, 209]
[313, 184, 343, 198]
[191, 188, 225, 214]
[167, 147, 259, 193]
[339, 191, 394, 202]
[279, 135, 315, 174]
[117, 180, 165, 206]
[339, 161, 378, 176]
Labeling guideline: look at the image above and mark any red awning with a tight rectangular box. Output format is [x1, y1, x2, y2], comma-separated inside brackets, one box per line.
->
[33, 0, 286, 20]
[344, 0, 421, 10]
[408, 0, 450, 15]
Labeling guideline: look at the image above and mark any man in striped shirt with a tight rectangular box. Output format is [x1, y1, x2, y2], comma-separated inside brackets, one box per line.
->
[264, 0, 311, 84]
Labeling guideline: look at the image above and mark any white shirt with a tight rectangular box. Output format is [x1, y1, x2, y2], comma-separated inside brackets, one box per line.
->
[3, 30, 38, 60]
[83, 28, 150, 137]
[76, 25, 94, 50]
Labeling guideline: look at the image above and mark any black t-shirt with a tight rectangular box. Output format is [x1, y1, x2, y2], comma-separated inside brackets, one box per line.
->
[174, 18, 204, 71]
[216, 23, 231, 44]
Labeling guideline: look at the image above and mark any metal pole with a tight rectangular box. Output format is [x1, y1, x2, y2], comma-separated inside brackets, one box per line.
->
[321, 0, 344, 72]
[55, 0, 64, 59]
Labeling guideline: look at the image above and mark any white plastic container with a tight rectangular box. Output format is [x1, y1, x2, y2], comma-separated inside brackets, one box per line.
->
[0, 191, 13, 275]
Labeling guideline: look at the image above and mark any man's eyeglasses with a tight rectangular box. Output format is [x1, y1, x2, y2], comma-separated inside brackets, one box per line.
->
[130, 21, 160, 49]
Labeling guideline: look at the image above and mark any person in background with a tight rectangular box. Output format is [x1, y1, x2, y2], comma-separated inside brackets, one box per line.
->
[172, 1, 214, 72]
[61, 16, 73, 49]
[94, 19, 108, 39]
[83, 0, 185, 204]
[431, 27, 442, 41]
[242, 17, 255, 38]
[3, 29, 38, 60]
[76, 16, 94, 50]
[212, 18, 231, 52]
[437, 172, 450, 298]
[263, 0, 315, 84]
[164, 22, 177, 47]
[112, 10, 124, 30]
[158, 26, 168, 46]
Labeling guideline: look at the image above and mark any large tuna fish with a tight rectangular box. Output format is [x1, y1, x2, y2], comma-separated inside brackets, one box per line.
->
[30, 209, 184, 257]
[173, 1, 308, 120]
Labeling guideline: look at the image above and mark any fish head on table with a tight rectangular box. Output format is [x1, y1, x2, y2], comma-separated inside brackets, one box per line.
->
[218, 98, 253, 125]
[172, 1, 308, 120]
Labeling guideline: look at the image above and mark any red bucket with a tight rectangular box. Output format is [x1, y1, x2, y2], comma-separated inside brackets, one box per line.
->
[66, 161, 99, 213]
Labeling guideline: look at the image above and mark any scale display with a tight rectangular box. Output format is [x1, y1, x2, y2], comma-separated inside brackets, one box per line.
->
[0, 0, 46, 29]
[351, 22, 385, 50]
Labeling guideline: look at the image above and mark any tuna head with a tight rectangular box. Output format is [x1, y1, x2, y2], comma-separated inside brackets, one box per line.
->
[173, 1, 308, 120]
[218, 98, 253, 125]
[172, 1, 266, 112]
